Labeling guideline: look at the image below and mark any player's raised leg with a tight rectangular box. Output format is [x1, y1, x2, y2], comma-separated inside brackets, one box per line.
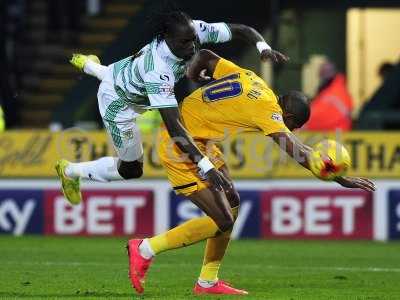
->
[55, 83, 144, 205]
[127, 187, 236, 294]
[55, 159, 82, 205]
[70, 53, 108, 80]
[55, 157, 143, 205]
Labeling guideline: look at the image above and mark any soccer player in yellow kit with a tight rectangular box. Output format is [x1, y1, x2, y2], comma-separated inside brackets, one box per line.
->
[127, 50, 376, 295]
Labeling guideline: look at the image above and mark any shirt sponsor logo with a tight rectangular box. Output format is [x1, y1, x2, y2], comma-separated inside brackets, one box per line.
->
[159, 83, 174, 96]
[159, 74, 170, 82]
[199, 22, 207, 32]
[271, 112, 283, 122]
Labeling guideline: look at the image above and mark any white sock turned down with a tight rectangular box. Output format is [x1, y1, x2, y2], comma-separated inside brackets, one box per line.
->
[138, 239, 155, 259]
[64, 157, 123, 182]
[83, 60, 108, 81]
[197, 279, 217, 288]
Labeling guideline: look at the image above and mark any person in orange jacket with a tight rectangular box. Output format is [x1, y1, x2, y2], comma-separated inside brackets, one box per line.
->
[304, 61, 353, 131]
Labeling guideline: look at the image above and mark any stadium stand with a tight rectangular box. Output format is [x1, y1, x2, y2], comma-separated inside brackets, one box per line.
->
[18, 0, 142, 127]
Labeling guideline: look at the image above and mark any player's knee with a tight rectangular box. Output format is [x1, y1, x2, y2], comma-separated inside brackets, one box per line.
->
[226, 189, 240, 208]
[217, 214, 234, 232]
[128, 167, 143, 179]
[118, 160, 143, 179]
[119, 168, 143, 179]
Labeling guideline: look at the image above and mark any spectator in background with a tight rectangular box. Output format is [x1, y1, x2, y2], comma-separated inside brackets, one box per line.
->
[357, 60, 400, 129]
[303, 61, 353, 131]
[47, 0, 82, 44]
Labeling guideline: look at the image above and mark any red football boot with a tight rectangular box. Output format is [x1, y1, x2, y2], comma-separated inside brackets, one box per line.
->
[127, 239, 153, 294]
[193, 280, 248, 295]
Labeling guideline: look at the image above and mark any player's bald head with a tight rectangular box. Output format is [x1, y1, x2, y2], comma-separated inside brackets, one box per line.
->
[278, 91, 310, 130]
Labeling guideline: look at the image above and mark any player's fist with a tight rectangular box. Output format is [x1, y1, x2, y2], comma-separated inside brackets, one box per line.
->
[261, 49, 289, 63]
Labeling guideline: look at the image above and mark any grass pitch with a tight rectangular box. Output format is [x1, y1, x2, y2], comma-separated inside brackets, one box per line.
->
[1, 237, 400, 299]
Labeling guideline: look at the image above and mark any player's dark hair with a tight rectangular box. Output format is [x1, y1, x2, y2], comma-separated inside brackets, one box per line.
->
[147, 1, 192, 42]
[378, 62, 395, 79]
[280, 91, 310, 128]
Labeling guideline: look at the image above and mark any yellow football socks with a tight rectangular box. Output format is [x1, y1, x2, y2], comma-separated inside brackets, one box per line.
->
[199, 206, 239, 282]
[148, 216, 219, 254]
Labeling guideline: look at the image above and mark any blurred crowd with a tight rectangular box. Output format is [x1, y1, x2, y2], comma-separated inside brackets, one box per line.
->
[304, 60, 353, 131]
[303, 58, 400, 131]
[46, 0, 102, 44]
[0, 0, 102, 130]
[0, 0, 25, 129]
[357, 60, 400, 130]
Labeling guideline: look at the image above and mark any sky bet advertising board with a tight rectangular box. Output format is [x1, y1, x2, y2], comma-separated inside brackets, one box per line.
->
[169, 189, 373, 240]
[0, 180, 392, 240]
[0, 187, 155, 237]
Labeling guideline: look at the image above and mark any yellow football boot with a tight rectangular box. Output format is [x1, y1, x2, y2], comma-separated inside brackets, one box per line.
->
[69, 53, 100, 71]
[55, 159, 82, 205]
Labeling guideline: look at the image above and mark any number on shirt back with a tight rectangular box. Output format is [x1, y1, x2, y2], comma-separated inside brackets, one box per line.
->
[202, 73, 243, 102]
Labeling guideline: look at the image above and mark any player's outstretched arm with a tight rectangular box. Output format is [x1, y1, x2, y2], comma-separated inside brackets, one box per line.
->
[270, 131, 311, 169]
[227, 23, 289, 63]
[269, 132, 375, 191]
[334, 176, 375, 191]
[159, 107, 232, 192]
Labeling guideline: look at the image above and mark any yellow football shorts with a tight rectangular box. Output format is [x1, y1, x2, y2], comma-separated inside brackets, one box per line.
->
[158, 128, 225, 196]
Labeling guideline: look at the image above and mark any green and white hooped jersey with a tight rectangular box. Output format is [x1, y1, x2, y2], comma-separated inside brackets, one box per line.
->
[110, 20, 232, 110]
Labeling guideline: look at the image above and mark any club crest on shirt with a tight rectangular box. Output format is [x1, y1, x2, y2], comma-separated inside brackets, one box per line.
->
[122, 129, 134, 140]
[271, 112, 283, 122]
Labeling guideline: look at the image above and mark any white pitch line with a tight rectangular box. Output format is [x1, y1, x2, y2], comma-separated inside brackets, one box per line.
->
[3, 261, 400, 273]
[261, 265, 400, 273]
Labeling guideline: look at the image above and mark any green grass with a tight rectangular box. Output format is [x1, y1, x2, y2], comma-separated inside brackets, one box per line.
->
[1, 237, 400, 299]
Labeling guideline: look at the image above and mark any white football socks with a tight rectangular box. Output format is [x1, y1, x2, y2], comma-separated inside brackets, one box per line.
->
[83, 60, 108, 81]
[139, 239, 155, 259]
[65, 157, 123, 182]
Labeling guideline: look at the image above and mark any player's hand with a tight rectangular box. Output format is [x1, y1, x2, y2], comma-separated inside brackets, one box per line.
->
[261, 49, 289, 63]
[198, 69, 211, 82]
[188, 68, 211, 83]
[335, 176, 376, 192]
[205, 168, 232, 192]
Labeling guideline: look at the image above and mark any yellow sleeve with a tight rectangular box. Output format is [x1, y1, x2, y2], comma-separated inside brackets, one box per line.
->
[213, 58, 243, 79]
[251, 102, 290, 136]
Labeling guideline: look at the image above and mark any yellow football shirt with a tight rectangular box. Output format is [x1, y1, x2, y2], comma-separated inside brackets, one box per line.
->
[180, 58, 289, 140]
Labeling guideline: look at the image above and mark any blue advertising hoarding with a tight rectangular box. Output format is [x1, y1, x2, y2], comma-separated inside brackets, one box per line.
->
[169, 190, 261, 238]
[0, 190, 44, 235]
[388, 190, 400, 239]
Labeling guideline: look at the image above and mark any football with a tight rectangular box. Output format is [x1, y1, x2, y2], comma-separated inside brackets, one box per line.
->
[309, 139, 351, 181]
